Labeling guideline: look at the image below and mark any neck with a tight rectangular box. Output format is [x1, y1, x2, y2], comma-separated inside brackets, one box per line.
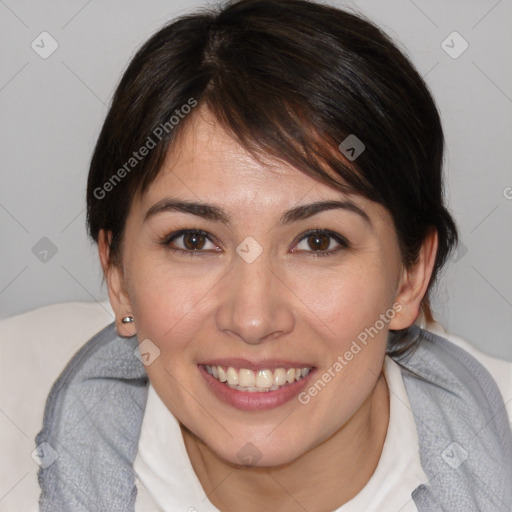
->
[181, 371, 390, 512]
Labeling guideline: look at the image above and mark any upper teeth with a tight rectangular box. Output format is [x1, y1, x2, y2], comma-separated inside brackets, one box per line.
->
[204, 365, 312, 391]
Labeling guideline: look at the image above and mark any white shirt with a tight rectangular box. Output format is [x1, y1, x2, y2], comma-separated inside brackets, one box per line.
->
[133, 326, 512, 512]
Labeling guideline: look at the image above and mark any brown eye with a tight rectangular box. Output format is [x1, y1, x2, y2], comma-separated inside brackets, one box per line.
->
[307, 233, 331, 251]
[183, 231, 206, 250]
[162, 229, 218, 254]
[293, 229, 349, 256]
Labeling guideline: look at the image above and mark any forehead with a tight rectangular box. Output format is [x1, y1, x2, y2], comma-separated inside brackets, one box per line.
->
[134, 106, 390, 227]
[160, 106, 316, 191]
[143, 108, 324, 200]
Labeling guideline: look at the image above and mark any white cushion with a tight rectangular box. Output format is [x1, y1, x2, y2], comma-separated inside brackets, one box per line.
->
[0, 300, 114, 512]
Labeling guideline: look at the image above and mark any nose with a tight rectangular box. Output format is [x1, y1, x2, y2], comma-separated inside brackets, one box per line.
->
[215, 249, 295, 345]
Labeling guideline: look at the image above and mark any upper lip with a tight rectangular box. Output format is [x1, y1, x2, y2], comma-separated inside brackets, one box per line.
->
[199, 358, 315, 371]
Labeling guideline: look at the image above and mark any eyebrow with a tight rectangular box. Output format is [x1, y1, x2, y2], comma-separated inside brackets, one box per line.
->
[143, 198, 372, 227]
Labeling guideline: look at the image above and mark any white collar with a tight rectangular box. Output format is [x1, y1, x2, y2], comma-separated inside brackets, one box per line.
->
[337, 356, 429, 511]
[133, 356, 429, 512]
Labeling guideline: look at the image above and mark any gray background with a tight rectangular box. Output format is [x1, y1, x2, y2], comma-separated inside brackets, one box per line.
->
[1, 0, 511, 360]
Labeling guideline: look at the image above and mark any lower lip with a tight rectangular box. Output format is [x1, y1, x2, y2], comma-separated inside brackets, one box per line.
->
[199, 365, 315, 411]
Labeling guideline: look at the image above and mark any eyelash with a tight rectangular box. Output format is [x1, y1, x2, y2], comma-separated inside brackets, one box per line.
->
[159, 228, 349, 258]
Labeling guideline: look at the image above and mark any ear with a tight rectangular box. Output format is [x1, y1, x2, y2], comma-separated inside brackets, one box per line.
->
[388, 228, 438, 330]
[98, 229, 136, 337]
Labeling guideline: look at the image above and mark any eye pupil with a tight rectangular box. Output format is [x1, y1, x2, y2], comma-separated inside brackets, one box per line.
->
[184, 232, 205, 250]
[308, 233, 330, 251]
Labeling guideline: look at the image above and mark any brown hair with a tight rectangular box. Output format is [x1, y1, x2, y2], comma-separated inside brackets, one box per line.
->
[86, 0, 458, 354]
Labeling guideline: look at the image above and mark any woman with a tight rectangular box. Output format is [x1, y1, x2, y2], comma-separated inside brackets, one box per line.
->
[36, 0, 512, 510]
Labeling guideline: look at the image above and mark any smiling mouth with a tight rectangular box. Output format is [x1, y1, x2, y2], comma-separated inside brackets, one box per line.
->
[202, 364, 313, 392]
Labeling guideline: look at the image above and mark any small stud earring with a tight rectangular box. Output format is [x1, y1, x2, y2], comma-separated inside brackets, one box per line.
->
[121, 316, 134, 324]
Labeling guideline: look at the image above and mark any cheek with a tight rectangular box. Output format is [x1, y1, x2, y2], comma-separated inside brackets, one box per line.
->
[288, 256, 396, 342]
[126, 257, 224, 351]
[289, 264, 392, 443]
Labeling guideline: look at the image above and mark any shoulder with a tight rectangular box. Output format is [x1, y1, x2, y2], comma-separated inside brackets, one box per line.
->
[422, 321, 512, 427]
[397, 319, 512, 508]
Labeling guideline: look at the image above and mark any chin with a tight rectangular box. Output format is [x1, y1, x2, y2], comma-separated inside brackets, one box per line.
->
[203, 428, 313, 469]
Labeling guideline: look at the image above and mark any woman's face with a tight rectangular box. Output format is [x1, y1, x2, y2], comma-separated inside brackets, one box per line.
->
[107, 106, 418, 467]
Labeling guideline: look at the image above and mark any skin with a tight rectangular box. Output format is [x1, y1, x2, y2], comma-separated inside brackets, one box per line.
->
[99, 105, 438, 511]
